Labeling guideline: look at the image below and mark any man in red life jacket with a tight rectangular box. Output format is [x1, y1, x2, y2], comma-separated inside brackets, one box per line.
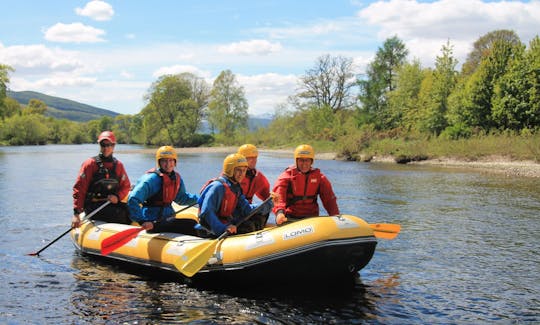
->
[272, 144, 339, 225]
[72, 131, 131, 228]
[127, 146, 199, 235]
[237, 144, 271, 229]
[198, 153, 274, 237]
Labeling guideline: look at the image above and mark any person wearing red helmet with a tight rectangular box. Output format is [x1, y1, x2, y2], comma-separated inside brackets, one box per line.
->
[71, 131, 131, 227]
[272, 144, 339, 225]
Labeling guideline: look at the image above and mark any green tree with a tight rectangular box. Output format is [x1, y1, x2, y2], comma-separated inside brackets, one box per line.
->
[448, 36, 522, 131]
[461, 29, 520, 76]
[387, 59, 425, 130]
[142, 73, 207, 146]
[358, 35, 409, 129]
[492, 36, 540, 130]
[418, 41, 458, 135]
[23, 99, 47, 115]
[207, 70, 248, 142]
[1, 114, 49, 145]
[297, 54, 356, 112]
[1, 97, 21, 119]
[1, 64, 15, 121]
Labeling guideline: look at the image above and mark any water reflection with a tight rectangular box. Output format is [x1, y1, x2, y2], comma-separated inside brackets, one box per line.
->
[68, 253, 396, 324]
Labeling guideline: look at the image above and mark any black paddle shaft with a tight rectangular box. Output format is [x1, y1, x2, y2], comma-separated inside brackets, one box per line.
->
[27, 200, 111, 256]
[218, 196, 273, 240]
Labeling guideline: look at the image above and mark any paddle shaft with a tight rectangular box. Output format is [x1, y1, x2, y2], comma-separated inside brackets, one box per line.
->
[28, 200, 111, 256]
[222, 196, 273, 238]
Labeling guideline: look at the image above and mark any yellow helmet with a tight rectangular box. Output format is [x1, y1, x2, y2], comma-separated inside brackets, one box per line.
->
[238, 144, 258, 158]
[294, 144, 315, 160]
[156, 146, 177, 165]
[222, 153, 248, 177]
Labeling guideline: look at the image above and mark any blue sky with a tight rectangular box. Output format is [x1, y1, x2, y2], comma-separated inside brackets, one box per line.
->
[1, 0, 538, 116]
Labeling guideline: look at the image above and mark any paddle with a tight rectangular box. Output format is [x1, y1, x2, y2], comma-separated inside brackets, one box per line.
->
[100, 202, 198, 256]
[27, 201, 111, 256]
[369, 223, 401, 240]
[174, 196, 273, 277]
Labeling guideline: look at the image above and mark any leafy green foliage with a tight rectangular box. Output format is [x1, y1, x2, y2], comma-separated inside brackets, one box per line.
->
[207, 70, 248, 143]
[358, 35, 409, 130]
[142, 73, 207, 146]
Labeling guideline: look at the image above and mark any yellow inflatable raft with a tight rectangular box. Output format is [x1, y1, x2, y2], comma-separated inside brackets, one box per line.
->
[70, 206, 378, 282]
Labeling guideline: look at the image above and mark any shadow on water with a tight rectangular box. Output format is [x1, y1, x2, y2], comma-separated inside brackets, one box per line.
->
[69, 253, 390, 324]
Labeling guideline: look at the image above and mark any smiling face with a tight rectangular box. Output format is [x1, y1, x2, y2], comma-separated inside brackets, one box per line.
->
[296, 158, 313, 173]
[99, 140, 115, 157]
[159, 158, 176, 173]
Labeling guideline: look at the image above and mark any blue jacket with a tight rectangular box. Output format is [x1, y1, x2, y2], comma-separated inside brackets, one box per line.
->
[198, 176, 273, 236]
[128, 170, 199, 224]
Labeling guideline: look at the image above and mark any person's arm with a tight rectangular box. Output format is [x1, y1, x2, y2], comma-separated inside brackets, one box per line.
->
[198, 182, 228, 235]
[319, 174, 340, 215]
[127, 174, 158, 224]
[254, 171, 271, 201]
[174, 178, 199, 206]
[72, 159, 94, 228]
[272, 171, 289, 224]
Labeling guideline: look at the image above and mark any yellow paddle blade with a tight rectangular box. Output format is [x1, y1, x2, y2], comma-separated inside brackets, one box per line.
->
[369, 223, 401, 240]
[174, 239, 219, 277]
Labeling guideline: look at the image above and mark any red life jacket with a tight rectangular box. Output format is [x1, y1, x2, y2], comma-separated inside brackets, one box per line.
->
[201, 177, 239, 221]
[285, 166, 321, 207]
[144, 168, 180, 206]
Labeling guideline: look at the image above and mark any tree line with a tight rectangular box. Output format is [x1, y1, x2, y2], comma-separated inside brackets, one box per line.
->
[1, 29, 539, 158]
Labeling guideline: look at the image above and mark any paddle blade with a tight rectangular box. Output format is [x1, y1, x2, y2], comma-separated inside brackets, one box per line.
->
[100, 227, 144, 256]
[369, 223, 401, 240]
[174, 239, 219, 277]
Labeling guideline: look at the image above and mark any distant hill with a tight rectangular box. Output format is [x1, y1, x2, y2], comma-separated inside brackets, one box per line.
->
[7, 90, 119, 122]
[7, 90, 273, 129]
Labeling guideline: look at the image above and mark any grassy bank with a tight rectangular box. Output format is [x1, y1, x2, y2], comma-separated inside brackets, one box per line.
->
[337, 132, 540, 163]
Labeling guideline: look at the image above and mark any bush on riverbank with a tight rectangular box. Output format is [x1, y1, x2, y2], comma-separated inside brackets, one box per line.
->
[337, 129, 540, 163]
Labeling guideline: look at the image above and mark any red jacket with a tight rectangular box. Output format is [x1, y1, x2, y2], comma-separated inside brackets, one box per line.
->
[272, 165, 339, 217]
[73, 155, 131, 213]
[239, 168, 270, 203]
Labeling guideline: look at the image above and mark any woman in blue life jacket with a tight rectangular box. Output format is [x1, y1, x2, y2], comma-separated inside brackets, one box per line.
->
[198, 153, 274, 237]
[127, 146, 199, 235]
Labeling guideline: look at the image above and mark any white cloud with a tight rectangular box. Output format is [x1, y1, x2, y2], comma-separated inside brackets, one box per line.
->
[152, 65, 212, 79]
[44, 22, 106, 43]
[218, 39, 283, 56]
[237, 73, 298, 116]
[0, 43, 84, 74]
[358, 0, 540, 67]
[75, 0, 114, 21]
[120, 70, 134, 79]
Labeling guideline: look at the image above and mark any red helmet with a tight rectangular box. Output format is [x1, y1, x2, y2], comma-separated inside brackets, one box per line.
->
[97, 131, 116, 144]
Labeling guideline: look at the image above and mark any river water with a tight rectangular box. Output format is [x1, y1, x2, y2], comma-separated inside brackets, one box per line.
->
[0, 144, 538, 324]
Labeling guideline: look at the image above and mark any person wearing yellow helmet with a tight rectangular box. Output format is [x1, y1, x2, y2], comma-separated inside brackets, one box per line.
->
[127, 146, 199, 234]
[198, 153, 274, 236]
[237, 144, 271, 229]
[272, 144, 339, 225]
[72, 131, 131, 228]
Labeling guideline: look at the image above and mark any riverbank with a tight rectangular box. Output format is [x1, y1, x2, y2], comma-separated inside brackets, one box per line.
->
[118, 146, 540, 178]
[369, 155, 540, 178]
